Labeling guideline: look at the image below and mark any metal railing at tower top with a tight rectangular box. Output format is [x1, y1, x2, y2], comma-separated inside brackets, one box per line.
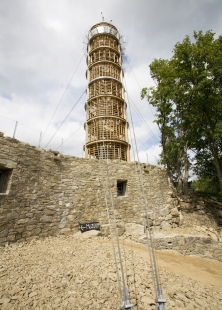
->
[85, 22, 126, 56]
[88, 22, 121, 41]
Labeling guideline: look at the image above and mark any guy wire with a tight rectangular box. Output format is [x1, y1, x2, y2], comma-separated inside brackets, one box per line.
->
[101, 126, 130, 308]
[42, 53, 85, 142]
[95, 140, 123, 302]
[55, 124, 83, 151]
[126, 110, 158, 297]
[125, 58, 155, 117]
[124, 76, 166, 307]
[44, 89, 86, 148]
[124, 76, 159, 298]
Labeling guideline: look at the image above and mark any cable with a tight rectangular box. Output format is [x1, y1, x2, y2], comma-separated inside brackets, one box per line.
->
[94, 142, 123, 305]
[55, 124, 83, 151]
[122, 76, 159, 144]
[135, 136, 159, 161]
[0, 114, 18, 122]
[126, 58, 142, 90]
[0, 114, 41, 133]
[125, 58, 155, 117]
[41, 53, 85, 141]
[127, 93, 159, 144]
[44, 89, 86, 148]
[125, 77, 158, 297]
[125, 71, 166, 308]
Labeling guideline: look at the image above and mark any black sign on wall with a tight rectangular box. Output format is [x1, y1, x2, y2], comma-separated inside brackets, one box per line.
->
[79, 222, 100, 233]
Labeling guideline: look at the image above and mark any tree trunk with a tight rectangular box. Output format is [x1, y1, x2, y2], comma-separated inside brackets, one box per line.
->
[212, 149, 222, 192]
[177, 128, 183, 194]
[183, 143, 189, 194]
[177, 149, 183, 194]
[161, 127, 174, 185]
[166, 164, 174, 184]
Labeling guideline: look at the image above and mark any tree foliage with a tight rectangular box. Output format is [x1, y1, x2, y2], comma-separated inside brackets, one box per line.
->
[141, 30, 222, 194]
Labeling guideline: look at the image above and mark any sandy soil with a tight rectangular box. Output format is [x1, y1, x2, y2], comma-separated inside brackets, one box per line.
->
[96, 239, 222, 288]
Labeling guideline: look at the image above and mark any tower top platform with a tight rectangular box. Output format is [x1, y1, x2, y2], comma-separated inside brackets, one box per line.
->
[88, 22, 121, 41]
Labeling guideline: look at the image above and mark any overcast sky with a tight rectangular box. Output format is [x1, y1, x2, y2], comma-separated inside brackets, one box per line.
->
[0, 0, 222, 165]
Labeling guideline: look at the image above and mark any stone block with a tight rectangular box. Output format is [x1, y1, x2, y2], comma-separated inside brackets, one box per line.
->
[0, 237, 6, 243]
[170, 207, 179, 217]
[179, 238, 185, 246]
[160, 206, 169, 216]
[31, 228, 41, 235]
[74, 230, 101, 238]
[67, 215, 74, 221]
[207, 231, 218, 241]
[0, 229, 8, 238]
[100, 224, 110, 236]
[44, 209, 56, 215]
[59, 222, 67, 229]
[40, 215, 53, 223]
[7, 212, 19, 221]
[60, 228, 71, 234]
[180, 202, 193, 211]
[16, 218, 30, 224]
[7, 234, 15, 241]
[117, 222, 125, 235]
[26, 225, 37, 231]
[161, 221, 170, 230]
[125, 223, 144, 235]
[165, 214, 172, 221]
[170, 216, 178, 224]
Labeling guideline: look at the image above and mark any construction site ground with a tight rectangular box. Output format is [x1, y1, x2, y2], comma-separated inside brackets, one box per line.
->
[0, 232, 221, 310]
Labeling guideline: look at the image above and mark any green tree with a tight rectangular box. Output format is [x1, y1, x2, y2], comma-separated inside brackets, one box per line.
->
[142, 30, 222, 193]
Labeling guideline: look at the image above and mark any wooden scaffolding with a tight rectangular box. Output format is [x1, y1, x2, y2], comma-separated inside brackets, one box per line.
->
[84, 22, 130, 161]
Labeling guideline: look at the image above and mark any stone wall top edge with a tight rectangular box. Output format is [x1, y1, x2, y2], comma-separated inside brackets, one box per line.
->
[0, 132, 164, 171]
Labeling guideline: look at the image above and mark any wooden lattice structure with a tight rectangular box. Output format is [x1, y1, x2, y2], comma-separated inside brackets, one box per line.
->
[84, 22, 130, 161]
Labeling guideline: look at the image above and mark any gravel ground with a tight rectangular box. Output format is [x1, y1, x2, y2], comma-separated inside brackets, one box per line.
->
[0, 234, 222, 309]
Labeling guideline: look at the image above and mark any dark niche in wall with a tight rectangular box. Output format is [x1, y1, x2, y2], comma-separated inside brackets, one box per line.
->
[117, 180, 127, 196]
[0, 168, 13, 194]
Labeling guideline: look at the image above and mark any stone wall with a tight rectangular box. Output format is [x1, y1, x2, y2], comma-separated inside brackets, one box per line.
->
[179, 194, 222, 226]
[0, 132, 178, 246]
[138, 233, 222, 262]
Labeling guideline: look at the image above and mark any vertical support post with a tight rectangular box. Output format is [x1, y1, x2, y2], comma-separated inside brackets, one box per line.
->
[39, 132, 42, 147]
[146, 152, 149, 164]
[155, 156, 158, 166]
[61, 138, 63, 154]
[13, 121, 18, 139]
[118, 148, 120, 162]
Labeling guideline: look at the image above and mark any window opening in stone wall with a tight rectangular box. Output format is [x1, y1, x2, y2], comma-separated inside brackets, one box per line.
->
[0, 168, 13, 194]
[117, 180, 127, 196]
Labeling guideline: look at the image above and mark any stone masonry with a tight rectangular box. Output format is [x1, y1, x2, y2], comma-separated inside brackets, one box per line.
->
[0, 132, 179, 246]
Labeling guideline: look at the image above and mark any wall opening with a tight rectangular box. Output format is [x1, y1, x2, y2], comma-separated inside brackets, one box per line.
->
[0, 168, 13, 194]
[117, 180, 127, 196]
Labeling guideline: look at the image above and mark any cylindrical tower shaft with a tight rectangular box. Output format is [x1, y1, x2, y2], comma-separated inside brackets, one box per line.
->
[84, 22, 130, 161]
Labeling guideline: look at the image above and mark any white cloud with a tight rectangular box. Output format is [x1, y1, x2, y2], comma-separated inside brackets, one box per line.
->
[0, 0, 221, 162]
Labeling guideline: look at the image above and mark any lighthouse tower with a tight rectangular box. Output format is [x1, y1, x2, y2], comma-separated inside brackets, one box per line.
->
[84, 21, 130, 161]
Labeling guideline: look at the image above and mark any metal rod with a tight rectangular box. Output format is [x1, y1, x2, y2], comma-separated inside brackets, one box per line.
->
[13, 121, 18, 139]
